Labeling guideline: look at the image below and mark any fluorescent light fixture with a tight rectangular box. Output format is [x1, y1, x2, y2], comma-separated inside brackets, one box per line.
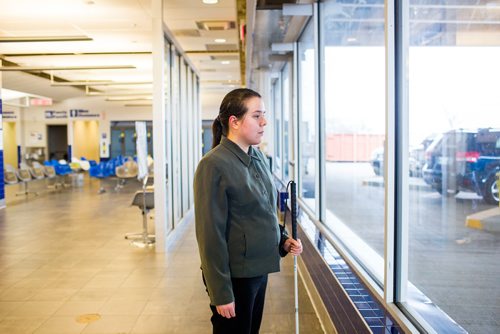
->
[347, 37, 357, 42]
[3, 100, 30, 108]
[214, 39, 226, 43]
[1, 88, 29, 100]
[1, 88, 49, 100]
[87, 91, 152, 96]
[125, 104, 153, 107]
[202, 0, 218, 4]
[221, 61, 230, 65]
[51, 81, 151, 86]
[2, 51, 152, 57]
[106, 97, 152, 101]
[0, 35, 92, 42]
[0, 65, 135, 71]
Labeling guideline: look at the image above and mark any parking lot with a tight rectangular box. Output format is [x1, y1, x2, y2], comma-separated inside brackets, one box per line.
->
[322, 162, 499, 334]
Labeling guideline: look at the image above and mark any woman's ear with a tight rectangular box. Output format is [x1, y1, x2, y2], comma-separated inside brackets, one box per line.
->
[228, 115, 240, 130]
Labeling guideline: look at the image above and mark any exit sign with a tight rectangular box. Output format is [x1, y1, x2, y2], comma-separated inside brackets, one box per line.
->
[31, 98, 53, 106]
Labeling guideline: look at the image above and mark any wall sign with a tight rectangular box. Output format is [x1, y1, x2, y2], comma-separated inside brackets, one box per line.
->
[45, 110, 68, 119]
[2, 111, 17, 120]
[70, 109, 100, 119]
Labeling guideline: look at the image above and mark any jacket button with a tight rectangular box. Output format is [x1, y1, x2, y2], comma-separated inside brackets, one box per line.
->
[255, 173, 260, 178]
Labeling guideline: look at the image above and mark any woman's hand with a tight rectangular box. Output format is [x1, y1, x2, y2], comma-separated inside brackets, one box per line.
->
[216, 302, 236, 318]
[283, 238, 303, 256]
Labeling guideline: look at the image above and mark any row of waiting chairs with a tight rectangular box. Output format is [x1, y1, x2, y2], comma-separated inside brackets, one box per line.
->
[3, 157, 95, 196]
[4, 163, 60, 196]
[4, 156, 148, 196]
[4, 163, 58, 183]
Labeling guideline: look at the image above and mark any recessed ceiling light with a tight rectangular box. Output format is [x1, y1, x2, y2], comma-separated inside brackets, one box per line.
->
[203, 0, 218, 4]
[214, 39, 226, 43]
[221, 61, 230, 65]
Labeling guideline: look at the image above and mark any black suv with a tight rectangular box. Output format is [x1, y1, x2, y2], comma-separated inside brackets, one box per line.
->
[422, 128, 500, 205]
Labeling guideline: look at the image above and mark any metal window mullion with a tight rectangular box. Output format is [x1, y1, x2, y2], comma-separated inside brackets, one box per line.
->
[395, 0, 410, 303]
[313, 2, 321, 218]
[386, 0, 410, 304]
[384, 0, 397, 303]
[317, 1, 326, 223]
[296, 40, 302, 189]
[283, 62, 293, 183]
[284, 63, 292, 183]
[292, 42, 299, 184]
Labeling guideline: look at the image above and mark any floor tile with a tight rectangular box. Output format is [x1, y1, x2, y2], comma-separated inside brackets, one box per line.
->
[81, 315, 137, 334]
[54, 301, 105, 317]
[0, 178, 323, 334]
[0, 316, 48, 333]
[32, 316, 87, 334]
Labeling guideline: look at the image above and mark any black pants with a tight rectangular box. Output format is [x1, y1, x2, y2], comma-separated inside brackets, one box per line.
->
[209, 275, 268, 334]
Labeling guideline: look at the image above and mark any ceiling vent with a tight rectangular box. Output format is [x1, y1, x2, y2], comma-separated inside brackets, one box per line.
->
[206, 44, 238, 51]
[173, 29, 201, 37]
[196, 20, 236, 31]
[210, 55, 239, 61]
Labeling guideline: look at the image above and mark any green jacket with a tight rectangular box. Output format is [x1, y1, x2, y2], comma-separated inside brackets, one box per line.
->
[194, 136, 283, 305]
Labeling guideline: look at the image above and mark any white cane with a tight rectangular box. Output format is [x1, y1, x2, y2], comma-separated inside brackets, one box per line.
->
[290, 181, 299, 334]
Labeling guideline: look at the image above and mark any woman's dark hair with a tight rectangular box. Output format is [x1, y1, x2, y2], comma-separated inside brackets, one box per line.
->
[212, 88, 261, 149]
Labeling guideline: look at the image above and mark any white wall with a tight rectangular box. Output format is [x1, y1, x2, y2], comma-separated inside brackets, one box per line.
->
[200, 89, 227, 120]
[12, 95, 152, 162]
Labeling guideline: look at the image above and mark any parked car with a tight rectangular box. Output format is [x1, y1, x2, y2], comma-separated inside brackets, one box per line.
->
[371, 147, 384, 176]
[422, 128, 500, 205]
[370, 135, 434, 177]
[409, 136, 436, 177]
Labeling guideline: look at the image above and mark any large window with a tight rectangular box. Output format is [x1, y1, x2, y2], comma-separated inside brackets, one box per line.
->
[163, 40, 173, 232]
[407, 2, 500, 333]
[321, 0, 386, 279]
[180, 60, 188, 214]
[267, 1, 500, 332]
[298, 21, 317, 211]
[171, 50, 182, 225]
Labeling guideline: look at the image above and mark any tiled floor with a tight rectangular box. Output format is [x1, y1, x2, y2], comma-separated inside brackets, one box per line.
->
[0, 176, 323, 333]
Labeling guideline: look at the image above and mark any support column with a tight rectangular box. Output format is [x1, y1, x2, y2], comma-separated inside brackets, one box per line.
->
[152, 0, 168, 252]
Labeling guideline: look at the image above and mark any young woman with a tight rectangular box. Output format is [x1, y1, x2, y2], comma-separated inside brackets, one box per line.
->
[194, 88, 303, 334]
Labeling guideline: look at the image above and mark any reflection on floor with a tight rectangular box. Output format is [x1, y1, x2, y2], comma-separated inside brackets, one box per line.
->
[0, 176, 323, 333]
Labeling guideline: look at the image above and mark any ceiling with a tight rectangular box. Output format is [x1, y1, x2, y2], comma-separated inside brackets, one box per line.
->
[0, 0, 241, 110]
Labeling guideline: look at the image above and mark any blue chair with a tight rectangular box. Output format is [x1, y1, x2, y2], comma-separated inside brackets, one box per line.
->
[89, 163, 108, 194]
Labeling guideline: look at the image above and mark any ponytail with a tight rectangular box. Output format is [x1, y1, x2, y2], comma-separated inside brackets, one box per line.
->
[212, 117, 223, 149]
[211, 88, 261, 149]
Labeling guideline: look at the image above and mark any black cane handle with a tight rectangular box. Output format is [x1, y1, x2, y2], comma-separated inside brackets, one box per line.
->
[290, 181, 297, 240]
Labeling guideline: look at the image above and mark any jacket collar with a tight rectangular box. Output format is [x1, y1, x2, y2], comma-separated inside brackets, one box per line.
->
[221, 136, 260, 167]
